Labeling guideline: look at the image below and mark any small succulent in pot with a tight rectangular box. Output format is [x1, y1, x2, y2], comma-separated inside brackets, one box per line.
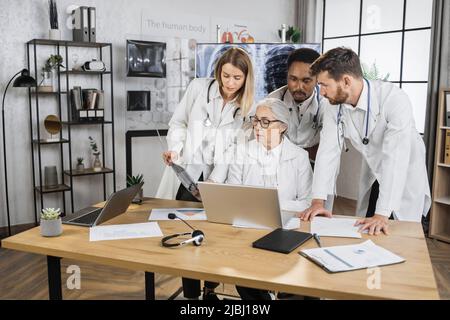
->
[127, 174, 144, 204]
[41, 207, 61, 220]
[40, 208, 62, 237]
[127, 174, 144, 187]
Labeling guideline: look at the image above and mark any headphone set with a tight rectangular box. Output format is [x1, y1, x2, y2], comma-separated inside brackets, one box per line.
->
[161, 213, 205, 247]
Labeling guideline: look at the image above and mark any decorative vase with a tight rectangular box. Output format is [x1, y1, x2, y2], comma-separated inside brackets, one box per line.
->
[44, 166, 58, 188]
[93, 154, 102, 172]
[132, 188, 144, 204]
[40, 218, 62, 237]
[76, 163, 85, 171]
[49, 28, 61, 40]
[38, 71, 53, 92]
[51, 69, 58, 92]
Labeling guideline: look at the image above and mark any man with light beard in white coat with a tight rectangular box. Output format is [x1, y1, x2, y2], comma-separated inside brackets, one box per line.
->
[298, 47, 431, 236]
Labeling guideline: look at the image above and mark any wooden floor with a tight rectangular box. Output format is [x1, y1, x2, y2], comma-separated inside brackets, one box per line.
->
[0, 197, 448, 300]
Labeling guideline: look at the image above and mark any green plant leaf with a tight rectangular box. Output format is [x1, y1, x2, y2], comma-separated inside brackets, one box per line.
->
[291, 29, 301, 43]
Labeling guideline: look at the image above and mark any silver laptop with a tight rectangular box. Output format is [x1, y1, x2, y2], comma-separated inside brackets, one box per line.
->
[62, 182, 143, 227]
[197, 182, 295, 229]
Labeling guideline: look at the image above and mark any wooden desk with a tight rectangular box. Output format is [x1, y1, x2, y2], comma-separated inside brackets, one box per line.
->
[2, 198, 439, 300]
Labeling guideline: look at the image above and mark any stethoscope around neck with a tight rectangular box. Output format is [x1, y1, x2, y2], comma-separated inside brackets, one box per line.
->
[203, 79, 241, 127]
[337, 78, 371, 152]
[283, 85, 321, 130]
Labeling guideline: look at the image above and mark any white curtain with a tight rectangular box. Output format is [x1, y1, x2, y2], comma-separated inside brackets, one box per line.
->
[424, 0, 450, 182]
[296, 0, 322, 44]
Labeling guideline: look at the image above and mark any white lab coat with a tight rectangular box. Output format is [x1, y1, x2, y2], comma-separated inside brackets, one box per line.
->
[210, 138, 313, 212]
[312, 79, 431, 222]
[156, 78, 253, 199]
[268, 85, 329, 148]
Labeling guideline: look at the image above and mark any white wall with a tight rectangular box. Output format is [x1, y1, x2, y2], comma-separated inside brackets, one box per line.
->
[0, 0, 297, 227]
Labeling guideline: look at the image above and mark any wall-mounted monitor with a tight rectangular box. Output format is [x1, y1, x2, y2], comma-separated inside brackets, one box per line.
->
[127, 40, 166, 78]
[195, 43, 321, 101]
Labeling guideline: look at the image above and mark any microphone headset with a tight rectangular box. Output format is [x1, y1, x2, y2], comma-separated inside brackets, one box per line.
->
[161, 213, 205, 247]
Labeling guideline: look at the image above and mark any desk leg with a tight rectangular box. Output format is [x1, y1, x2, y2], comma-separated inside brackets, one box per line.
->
[145, 272, 155, 300]
[47, 256, 62, 300]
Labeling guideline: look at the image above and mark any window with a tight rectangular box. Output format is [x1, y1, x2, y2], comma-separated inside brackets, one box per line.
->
[322, 0, 433, 133]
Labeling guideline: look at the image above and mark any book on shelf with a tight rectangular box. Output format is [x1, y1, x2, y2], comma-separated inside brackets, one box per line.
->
[445, 129, 450, 165]
[70, 87, 104, 122]
[82, 88, 97, 109]
[70, 86, 82, 121]
[95, 90, 104, 109]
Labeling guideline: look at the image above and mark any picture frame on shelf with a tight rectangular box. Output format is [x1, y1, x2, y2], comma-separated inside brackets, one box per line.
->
[126, 40, 166, 78]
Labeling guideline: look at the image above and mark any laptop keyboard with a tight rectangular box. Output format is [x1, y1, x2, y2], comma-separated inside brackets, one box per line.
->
[70, 209, 102, 225]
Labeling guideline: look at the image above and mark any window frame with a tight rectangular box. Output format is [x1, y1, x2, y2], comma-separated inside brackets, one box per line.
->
[321, 0, 432, 88]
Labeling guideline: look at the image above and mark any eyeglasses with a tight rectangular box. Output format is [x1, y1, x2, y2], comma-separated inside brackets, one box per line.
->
[250, 116, 282, 129]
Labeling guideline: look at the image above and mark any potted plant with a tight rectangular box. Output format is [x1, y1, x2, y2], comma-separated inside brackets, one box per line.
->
[40, 208, 62, 237]
[89, 136, 102, 172]
[76, 157, 85, 171]
[48, 0, 60, 40]
[361, 61, 390, 81]
[278, 25, 302, 43]
[127, 174, 144, 204]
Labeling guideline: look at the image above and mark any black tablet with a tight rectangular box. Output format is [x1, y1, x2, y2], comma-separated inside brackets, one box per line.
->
[252, 228, 313, 254]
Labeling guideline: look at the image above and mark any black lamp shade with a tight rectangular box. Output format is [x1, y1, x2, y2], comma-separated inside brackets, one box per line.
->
[13, 69, 36, 87]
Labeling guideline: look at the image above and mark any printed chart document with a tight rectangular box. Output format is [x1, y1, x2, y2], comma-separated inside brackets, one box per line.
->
[149, 208, 206, 221]
[90, 222, 163, 242]
[310, 217, 362, 238]
[299, 240, 405, 273]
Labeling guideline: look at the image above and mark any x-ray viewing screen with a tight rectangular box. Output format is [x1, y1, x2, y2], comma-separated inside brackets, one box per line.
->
[196, 43, 321, 101]
[127, 40, 166, 78]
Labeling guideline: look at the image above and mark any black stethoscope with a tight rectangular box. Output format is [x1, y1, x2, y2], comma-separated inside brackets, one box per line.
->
[337, 78, 371, 152]
[283, 85, 321, 130]
[204, 79, 241, 127]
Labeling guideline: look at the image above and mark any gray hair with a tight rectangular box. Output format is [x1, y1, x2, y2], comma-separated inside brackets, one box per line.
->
[256, 98, 290, 130]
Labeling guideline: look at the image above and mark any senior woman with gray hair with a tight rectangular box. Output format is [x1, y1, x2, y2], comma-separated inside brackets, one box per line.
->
[209, 98, 313, 300]
[209, 97, 313, 212]
[207, 98, 313, 300]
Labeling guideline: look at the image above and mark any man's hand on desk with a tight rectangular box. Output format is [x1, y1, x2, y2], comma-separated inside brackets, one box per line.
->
[354, 214, 389, 236]
[297, 199, 332, 221]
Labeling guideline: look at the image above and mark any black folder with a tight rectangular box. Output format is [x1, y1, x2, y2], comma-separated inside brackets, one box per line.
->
[252, 228, 313, 254]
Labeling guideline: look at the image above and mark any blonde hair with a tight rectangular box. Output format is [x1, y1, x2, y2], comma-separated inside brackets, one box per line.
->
[214, 47, 255, 116]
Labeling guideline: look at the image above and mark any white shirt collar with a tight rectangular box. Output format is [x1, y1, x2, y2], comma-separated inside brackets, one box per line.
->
[344, 80, 368, 112]
[298, 89, 315, 108]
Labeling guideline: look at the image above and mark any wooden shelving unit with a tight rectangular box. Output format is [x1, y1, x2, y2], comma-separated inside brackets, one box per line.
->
[430, 88, 450, 243]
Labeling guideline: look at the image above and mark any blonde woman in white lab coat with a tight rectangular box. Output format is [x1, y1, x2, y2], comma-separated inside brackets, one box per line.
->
[157, 47, 255, 300]
[208, 98, 313, 300]
[299, 47, 431, 235]
[157, 47, 254, 202]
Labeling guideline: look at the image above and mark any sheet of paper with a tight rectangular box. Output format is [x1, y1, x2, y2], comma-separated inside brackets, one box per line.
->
[89, 222, 163, 242]
[300, 240, 405, 272]
[310, 217, 362, 238]
[281, 210, 300, 230]
[149, 208, 206, 221]
[283, 217, 300, 230]
[232, 218, 272, 230]
[232, 217, 300, 230]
